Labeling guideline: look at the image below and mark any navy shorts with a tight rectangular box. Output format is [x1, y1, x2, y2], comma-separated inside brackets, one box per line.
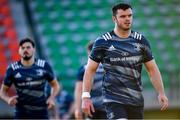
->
[15, 109, 49, 119]
[104, 102, 144, 119]
[88, 109, 107, 119]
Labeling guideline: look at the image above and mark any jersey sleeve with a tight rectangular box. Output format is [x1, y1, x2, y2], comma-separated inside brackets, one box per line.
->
[76, 65, 85, 81]
[141, 36, 154, 63]
[3, 65, 14, 87]
[89, 38, 107, 63]
[44, 61, 55, 82]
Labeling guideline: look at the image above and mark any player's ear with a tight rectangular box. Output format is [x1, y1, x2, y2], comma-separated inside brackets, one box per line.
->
[112, 16, 116, 23]
[33, 47, 36, 53]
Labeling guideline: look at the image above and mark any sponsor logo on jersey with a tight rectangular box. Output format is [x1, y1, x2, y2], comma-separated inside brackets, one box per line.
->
[26, 77, 32, 81]
[110, 56, 142, 62]
[102, 32, 112, 41]
[120, 51, 129, 56]
[108, 45, 116, 51]
[15, 72, 22, 78]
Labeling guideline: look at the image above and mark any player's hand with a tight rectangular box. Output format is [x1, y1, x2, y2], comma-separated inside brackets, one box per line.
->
[82, 98, 95, 117]
[75, 109, 84, 120]
[8, 95, 18, 106]
[158, 93, 168, 111]
[46, 96, 55, 109]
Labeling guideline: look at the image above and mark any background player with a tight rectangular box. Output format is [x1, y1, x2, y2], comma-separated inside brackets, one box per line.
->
[0, 38, 60, 119]
[74, 41, 106, 119]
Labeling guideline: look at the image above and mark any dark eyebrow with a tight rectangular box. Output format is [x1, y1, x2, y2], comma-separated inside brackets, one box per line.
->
[21, 45, 32, 48]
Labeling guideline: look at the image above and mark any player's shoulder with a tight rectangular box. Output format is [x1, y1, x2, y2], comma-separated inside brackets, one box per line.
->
[130, 30, 146, 41]
[35, 58, 47, 67]
[9, 61, 22, 71]
[93, 31, 113, 48]
[101, 31, 113, 41]
[96, 31, 113, 42]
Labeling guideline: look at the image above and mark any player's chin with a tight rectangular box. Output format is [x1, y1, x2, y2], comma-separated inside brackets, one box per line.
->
[123, 27, 131, 31]
[124, 24, 131, 28]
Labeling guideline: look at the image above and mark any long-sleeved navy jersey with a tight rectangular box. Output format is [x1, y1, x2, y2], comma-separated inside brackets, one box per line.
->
[90, 30, 153, 106]
[3, 59, 55, 112]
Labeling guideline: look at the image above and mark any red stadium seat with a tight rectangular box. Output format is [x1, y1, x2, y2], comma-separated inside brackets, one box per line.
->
[0, 50, 7, 62]
[0, 42, 5, 51]
[7, 40, 19, 51]
[0, 60, 8, 77]
[10, 52, 20, 62]
[4, 28, 17, 41]
[0, 5, 11, 16]
[0, 18, 3, 25]
[2, 16, 14, 28]
[7, 40, 20, 61]
[0, 0, 8, 6]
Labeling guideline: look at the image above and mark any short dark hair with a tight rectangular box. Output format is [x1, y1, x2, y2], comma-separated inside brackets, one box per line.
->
[112, 3, 132, 16]
[19, 38, 35, 48]
[86, 41, 94, 51]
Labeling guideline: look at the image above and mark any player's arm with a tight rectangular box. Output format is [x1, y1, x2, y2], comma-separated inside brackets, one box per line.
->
[0, 84, 10, 103]
[144, 59, 168, 110]
[82, 58, 99, 117]
[49, 79, 60, 99]
[0, 65, 18, 106]
[74, 81, 83, 119]
[83, 58, 99, 93]
[45, 61, 60, 109]
[0, 84, 18, 106]
[46, 79, 60, 109]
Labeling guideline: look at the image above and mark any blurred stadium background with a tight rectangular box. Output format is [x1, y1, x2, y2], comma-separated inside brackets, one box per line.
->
[0, 0, 179, 119]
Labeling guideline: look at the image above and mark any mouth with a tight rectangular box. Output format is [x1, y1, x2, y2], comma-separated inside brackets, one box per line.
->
[125, 23, 130, 25]
[23, 53, 29, 57]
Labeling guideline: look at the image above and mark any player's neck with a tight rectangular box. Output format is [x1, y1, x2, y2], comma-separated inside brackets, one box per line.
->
[114, 28, 131, 38]
[21, 57, 35, 67]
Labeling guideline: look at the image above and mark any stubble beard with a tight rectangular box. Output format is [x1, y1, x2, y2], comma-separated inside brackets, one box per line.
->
[123, 23, 131, 31]
[23, 55, 32, 61]
[123, 27, 131, 31]
[117, 23, 131, 31]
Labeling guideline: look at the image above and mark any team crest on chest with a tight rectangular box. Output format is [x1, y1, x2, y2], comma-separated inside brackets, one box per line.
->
[133, 43, 142, 51]
[36, 69, 44, 76]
